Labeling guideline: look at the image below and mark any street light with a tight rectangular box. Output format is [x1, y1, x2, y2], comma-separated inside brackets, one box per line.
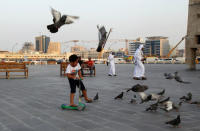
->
[12, 43, 18, 54]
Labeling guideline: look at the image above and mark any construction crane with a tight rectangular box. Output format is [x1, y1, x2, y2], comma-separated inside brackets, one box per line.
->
[165, 35, 187, 58]
[61, 38, 136, 59]
[107, 39, 136, 55]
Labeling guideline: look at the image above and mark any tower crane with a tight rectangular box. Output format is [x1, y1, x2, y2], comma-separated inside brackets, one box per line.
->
[164, 35, 187, 58]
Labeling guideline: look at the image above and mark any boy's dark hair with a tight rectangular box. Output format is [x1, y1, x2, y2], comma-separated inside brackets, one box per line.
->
[69, 54, 78, 62]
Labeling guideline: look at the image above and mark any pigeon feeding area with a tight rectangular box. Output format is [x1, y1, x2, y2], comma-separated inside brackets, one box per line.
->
[0, 64, 200, 131]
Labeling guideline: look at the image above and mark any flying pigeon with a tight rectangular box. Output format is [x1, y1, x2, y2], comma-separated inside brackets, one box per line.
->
[93, 92, 99, 101]
[165, 115, 181, 128]
[96, 25, 108, 52]
[47, 7, 79, 33]
[174, 72, 191, 84]
[146, 102, 158, 112]
[114, 92, 123, 99]
[180, 92, 192, 102]
[126, 84, 148, 93]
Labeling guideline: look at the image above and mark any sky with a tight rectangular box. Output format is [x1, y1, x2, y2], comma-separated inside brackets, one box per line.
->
[0, 0, 189, 52]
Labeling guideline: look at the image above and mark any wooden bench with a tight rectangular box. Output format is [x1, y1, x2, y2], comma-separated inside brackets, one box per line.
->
[60, 62, 69, 76]
[0, 62, 28, 79]
[82, 63, 96, 76]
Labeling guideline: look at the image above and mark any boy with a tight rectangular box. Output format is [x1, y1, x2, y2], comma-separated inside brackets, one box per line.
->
[66, 54, 92, 107]
[86, 57, 95, 76]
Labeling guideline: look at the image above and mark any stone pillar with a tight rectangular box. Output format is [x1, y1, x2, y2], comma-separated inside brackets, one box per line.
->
[186, 0, 200, 70]
[187, 48, 197, 70]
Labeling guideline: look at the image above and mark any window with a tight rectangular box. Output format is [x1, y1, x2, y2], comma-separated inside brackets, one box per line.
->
[197, 35, 200, 44]
[197, 13, 200, 18]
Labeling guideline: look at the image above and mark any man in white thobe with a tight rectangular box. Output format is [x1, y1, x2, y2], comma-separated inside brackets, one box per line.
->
[108, 52, 116, 76]
[133, 44, 146, 80]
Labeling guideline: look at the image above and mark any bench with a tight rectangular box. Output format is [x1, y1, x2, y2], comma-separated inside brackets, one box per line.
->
[60, 62, 95, 77]
[82, 63, 96, 76]
[0, 62, 28, 79]
[60, 62, 69, 76]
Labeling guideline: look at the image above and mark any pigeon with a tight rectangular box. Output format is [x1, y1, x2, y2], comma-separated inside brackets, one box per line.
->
[47, 7, 79, 33]
[93, 92, 99, 101]
[139, 92, 152, 104]
[146, 102, 158, 112]
[174, 72, 191, 84]
[158, 97, 170, 105]
[180, 92, 192, 102]
[157, 89, 165, 96]
[165, 115, 181, 127]
[164, 73, 168, 77]
[172, 102, 182, 111]
[130, 99, 137, 104]
[160, 101, 173, 112]
[164, 73, 174, 79]
[126, 84, 148, 92]
[190, 101, 200, 105]
[114, 92, 123, 99]
[149, 93, 163, 101]
[96, 25, 108, 52]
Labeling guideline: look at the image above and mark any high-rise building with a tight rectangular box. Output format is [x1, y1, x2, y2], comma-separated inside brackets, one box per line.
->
[129, 38, 145, 56]
[144, 36, 170, 57]
[47, 42, 61, 55]
[20, 42, 34, 54]
[35, 35, 50, 53]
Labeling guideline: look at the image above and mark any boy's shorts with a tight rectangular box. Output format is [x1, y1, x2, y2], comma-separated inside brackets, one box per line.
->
[68, 79, 86, 93]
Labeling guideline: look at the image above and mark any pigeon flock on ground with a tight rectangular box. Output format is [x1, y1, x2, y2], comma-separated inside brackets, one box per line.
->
[112, 71, 199, 128]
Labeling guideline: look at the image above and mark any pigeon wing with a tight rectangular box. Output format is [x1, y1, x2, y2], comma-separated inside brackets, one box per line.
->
[67, 15, 80, 20]
[51, 7, 61, 23]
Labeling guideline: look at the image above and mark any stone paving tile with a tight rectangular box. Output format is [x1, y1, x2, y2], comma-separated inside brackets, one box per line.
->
[0, 64, 200, 130]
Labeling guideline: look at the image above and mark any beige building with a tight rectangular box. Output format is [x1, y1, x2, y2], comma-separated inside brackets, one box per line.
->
[73, 48, 112, 60]
[47, 42, 61, 55]
[20, 42, 34, 54]
[0, 52, 72, 61]
[186, 0, 200, 69]
[71, 45, 86, 53]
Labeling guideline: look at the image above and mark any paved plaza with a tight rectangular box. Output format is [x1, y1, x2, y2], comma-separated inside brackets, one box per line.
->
[0, 64, 200, 131]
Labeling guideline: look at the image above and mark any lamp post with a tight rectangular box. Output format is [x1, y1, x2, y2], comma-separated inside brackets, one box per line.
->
[12, 43, 18, 55]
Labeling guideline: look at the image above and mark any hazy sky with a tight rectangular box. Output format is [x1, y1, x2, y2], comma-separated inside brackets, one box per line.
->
[0, 0, 189, 52]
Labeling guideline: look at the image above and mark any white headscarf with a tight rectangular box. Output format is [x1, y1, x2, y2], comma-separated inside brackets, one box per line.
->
[134, 44, 144, 62]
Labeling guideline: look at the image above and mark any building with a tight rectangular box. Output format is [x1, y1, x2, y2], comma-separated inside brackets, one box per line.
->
[176, 49, 185, 57]
[144, 36, 170, 57]
[20, 42, 34, 54]
[71, 45, 86, 53]
[129, 38, 145, 56]
[186, 0, 200, 70]
[47, 42, 61, 55]
[35, 35, 50, 53]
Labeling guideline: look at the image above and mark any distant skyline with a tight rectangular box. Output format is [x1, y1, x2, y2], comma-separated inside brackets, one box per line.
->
[0, 0, 188, 52]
